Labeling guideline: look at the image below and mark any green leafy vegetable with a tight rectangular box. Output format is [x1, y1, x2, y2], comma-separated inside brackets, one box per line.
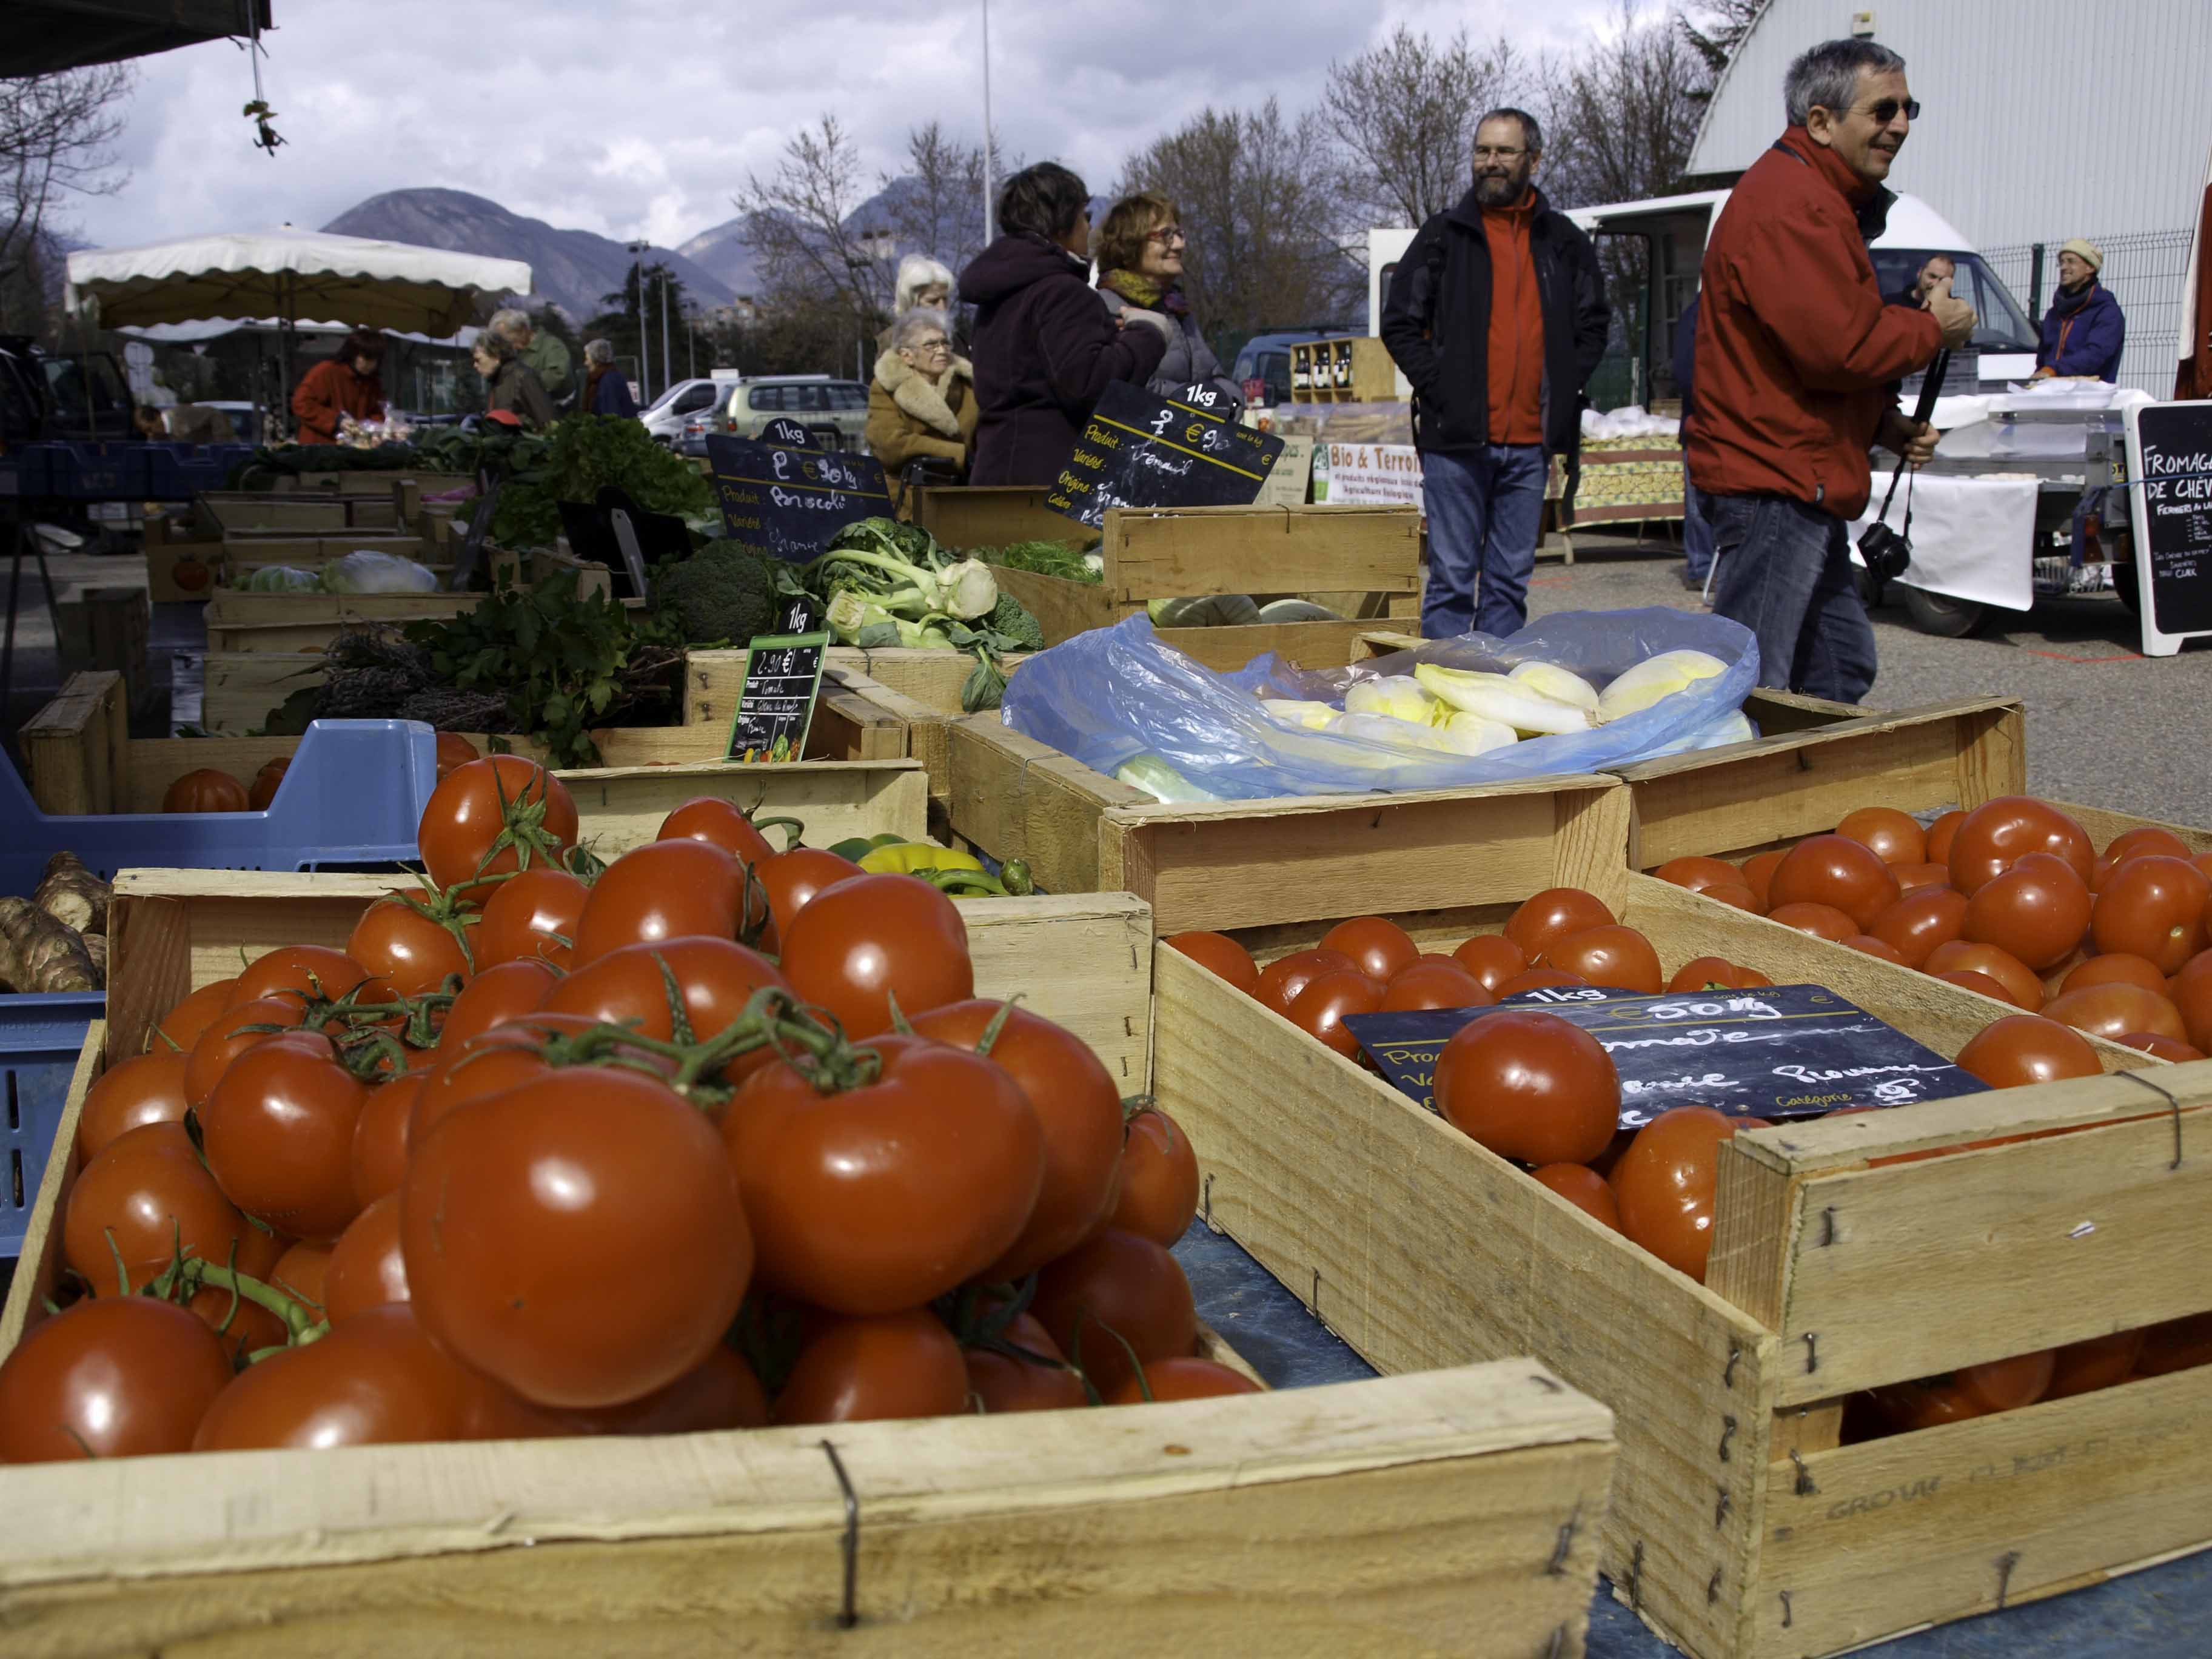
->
[982, 539, 1101, 583]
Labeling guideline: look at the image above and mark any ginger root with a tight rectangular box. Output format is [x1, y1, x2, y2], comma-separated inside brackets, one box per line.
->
[33, 851, 110, 937]
[0, 897, 99, 994]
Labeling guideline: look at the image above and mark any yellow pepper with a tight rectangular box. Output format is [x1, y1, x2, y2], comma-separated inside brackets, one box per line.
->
[857, 842, 986, 876]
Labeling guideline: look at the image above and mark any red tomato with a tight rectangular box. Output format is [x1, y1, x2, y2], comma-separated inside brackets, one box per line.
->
[1923, 809, 1968, 865]
[1451, 934, 1527, 994]
[193, 1303, 541, 1450]
[2091, 856, 2210, 973]
[1956, 1014, 2103, 1088]
[1948, 797, 2094, 894]
[1254, 947, 1356, 1017]
[411, 1027, 557, 1143]
[433, 731, 480, 779]
[2136, 1313, 2212, 1376]
[1530, 1162, 1622, 1230]
[1765, 902, 1859, 943]
[910, 1000, 1125, 1280]
[2103, 825, 2191, 864]
[570, 839, 747, 967]
[474, 867, 589, 971]
[1610, 1106, 1766, 1283]
[778, 874, 973, 1039]
[1938, 970, 2023, 1005]
[1108, 1357, 1263, 1404]
[1769, 834, 1901, 930]
[418, 756, 578, 900]
[435, 957, 558, 1050]
[349, 891, 472, 998]
[2040, 982, 2186, 1044]
[74, 1049, 190, 1165]
[1701, 882, 1762, 913]
[2062, 954, 2170, 998]
[1739, 850, 1787, 910]
[189, 1276, 287, 1365]
[1287, 968, 1384, 1060]
[2120, 1032, 2205, 1062]
[351, 1072, 420, 1209]
[200, 1030, 369, 1241]
[1495, 967, 1592, 996]
[155, 977, 238, 1055]
[163, 768, 249, 813]
[657, 796, 776, 865]
[965, 1313, 1089, 1413]
[64, 1121, 268, 1290]
[2045, 1330, 2147, 1399]
[270, 1239, 333, 1320]
[561, 1346, 771, 1435]
[325, 1193, 411, 1324]
[0, 1298, 232, 1461]
[1163, 931, 1260, 994]
[247, 757, 289, 812]
[1666, 957, 1772, 992]
[1891, 862, 1954, 894]
[181, 994, 307, 1107]
[752, 847, 863, 945]
[775, 1309, 969, 1425]
[2178, 970, 2212, 1053]
[1840, 934, 1903, 964]
[1962, 851, 2093, 971]
[1956, 1350, 2056, 1413]
[1031, 1228, 1198, 1400]
[1539, 924, 1663, 993]
[1433, 1010, 1618, 1165]
[1503, 888, 1616, 962]
[1653, 856, 1751, 894]
[233, 944, 374, 1010]
[1925, 940, 2045, 1011]
[1110, 1105, 1202, 1247]
[403, 1067, 753, 1408]
[1869, 887, 1969, 968]
[1380, 959, 1493, 1011]
[725, 1034, 1041, 1314]
[539, 936, 788, 1085]
[1319, 916, 1419, 982]
[1835, 806, 1926, 866]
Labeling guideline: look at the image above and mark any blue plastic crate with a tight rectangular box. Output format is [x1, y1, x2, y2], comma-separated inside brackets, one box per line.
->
[141, 442, 249, 501]
[44, 441, 147, 501]
[0, 445, 55, 498]
[0, 999, 99, 1261]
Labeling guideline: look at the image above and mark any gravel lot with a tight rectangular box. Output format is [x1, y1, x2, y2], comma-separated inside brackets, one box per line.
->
[1527, 531, 2212, 828]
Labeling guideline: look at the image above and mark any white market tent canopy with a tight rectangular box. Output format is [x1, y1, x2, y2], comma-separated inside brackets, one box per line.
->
[65, 230, 532, 337]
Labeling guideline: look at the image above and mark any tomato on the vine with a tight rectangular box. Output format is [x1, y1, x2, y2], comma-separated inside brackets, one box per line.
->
[435, 957, 558, 1051]
[1108, 1356, 1262, 1404]
[965, 1313, 1090, 1413]
[774, 1309, 968, 1425]
[155, 977, 238, 1055]
[64, 1121, 272, 1290]
[200, 1030, 369, 1241]
[433, 731, 480, 780]
[233, 944, 374, 1009]
[570, 838, 747, 967]
[475, 867, 589, 971]
[0, 1298, 232, 1461]
[351, 1071, 422, 1208]
[73, 1048, 190, 1164]
[752, 847, 863, 946]
[418, 756, 578, 900]
[657, 797, 777, 866]
[540, 936, 788, 1085]
[348, 891, 472, 997]
[778, 874, 973, 1038]
[326, 1193, 411, 1324]
[1031, 1228, 1198, 1399]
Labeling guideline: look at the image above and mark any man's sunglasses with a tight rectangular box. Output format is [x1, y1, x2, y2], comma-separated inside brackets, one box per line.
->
[1859, 97, 1920, 122]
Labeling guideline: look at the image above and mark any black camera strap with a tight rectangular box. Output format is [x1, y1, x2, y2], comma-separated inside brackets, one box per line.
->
[1872, 347, 1951, 534]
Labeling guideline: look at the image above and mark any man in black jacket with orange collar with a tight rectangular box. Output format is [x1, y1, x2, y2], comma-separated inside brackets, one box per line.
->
[1380, 109, 1609, 638]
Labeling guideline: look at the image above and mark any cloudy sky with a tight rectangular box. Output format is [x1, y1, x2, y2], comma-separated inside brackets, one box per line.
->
[69, 0, 1638, 252]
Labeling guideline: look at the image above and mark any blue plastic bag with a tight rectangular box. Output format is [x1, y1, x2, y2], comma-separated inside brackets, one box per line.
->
[1001, 609, 1761, 800]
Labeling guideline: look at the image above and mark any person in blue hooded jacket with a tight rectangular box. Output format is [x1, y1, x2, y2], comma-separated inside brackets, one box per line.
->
[2033, 240, 2125, 381]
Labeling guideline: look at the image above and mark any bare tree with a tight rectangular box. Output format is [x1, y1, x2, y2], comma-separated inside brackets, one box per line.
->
[882, 121, 1000, 278]
[0, 64, 134, 329]
[1115, 99, 1360, 337]
[1678, 0, 1768, 84]
[1537, 2, 1710, 208]
[737, 115, 896, 338]
[1321, 26, 1521, 230]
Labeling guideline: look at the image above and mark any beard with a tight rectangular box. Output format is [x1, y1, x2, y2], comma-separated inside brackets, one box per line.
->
[1473, 167, 1531, 206]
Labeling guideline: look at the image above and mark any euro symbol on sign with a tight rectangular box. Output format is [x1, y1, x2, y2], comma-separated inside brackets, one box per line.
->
[1186, 424, 1205, 445]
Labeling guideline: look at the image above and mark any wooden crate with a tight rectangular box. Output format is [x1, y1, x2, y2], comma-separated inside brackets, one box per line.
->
[204, 589, 488, 654]
[196, 478, 425, 534]
[980, 504, 1422, 671]
[0, 894, 1617, 1657]
[267, 469, 475, 494]
[947, 716, 1625, 936]
[1152, 845, 2207, 1659]
[908, 483, 1086, 546]
[21, 668, 909, 822]
[1289, 337, 1400, 403]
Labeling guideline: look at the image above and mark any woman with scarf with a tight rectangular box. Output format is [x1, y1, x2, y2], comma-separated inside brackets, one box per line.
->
[2032, 238, 2126, 382]
[957, 162, 1171, 486]
[1094, 192, 1242, 412]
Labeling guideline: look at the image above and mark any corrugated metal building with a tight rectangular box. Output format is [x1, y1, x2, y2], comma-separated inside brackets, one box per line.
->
[1687, 0, 2212, 392]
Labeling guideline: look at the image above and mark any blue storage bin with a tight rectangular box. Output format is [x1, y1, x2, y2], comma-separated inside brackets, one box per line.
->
[0, 444, 55, 498]
[141, 442, 243, 501]
[0, 999, 100, 1261]
[44, 441, 147, 501]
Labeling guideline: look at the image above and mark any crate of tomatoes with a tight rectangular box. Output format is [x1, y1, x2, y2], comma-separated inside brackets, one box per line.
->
[0, 753, 1618, 1655]
[1148, 777, 2212, 1659]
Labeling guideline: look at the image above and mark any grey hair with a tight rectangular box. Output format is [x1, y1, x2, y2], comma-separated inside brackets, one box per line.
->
[1475, 107, 1543, 155]
[473, 330, 518, 364]
[1785, 38, 1907, 124]
[583, 338, 615, 366]
[892, 307, 953, 352]
[486, 307, 532, 341]
[895, 254, 956, 312]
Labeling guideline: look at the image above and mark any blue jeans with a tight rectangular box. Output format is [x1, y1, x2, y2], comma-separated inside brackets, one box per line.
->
[1419, 443, 1547, 638]
[1683, 478, 1715, 583]
[1708, 493, 1877, 703]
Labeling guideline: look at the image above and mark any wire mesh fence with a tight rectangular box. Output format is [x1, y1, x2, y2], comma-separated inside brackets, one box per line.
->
[1982, 228, 2193, 396]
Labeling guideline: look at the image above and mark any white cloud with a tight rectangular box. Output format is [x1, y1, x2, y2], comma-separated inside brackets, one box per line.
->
[65, 0, 1627, 253]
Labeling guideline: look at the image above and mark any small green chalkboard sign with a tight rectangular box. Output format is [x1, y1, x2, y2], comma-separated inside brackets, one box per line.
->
[725, 631, 830, 763]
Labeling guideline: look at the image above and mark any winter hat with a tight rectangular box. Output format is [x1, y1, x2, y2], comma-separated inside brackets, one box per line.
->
[2059, 238, 2104, 273]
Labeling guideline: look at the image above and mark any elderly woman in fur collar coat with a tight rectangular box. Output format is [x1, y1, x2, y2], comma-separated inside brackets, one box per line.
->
[866, 309, 979, 475]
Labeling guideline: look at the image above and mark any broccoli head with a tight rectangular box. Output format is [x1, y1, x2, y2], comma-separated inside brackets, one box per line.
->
[988, 592, 1044, 652]
[657, 540, 782, 645]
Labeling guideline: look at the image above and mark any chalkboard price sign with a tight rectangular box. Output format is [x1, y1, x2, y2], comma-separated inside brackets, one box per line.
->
[1046, 381, 1285, 529]
[1343, 982, 1988, 1128]
[704, 433, 893, 563]
[2124, 400, 2212, 657]
[725, 631, 830, 763]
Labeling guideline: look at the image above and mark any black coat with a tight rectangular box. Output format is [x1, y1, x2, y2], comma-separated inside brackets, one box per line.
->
[1379, 186, 1610, 459]
[958, 233, 1168, 487]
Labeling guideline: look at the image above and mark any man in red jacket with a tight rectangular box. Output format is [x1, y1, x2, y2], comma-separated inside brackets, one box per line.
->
[1690, 38, 1975, 702]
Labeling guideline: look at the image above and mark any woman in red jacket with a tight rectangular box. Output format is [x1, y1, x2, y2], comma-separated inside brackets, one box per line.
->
[290, 330, 386, 444]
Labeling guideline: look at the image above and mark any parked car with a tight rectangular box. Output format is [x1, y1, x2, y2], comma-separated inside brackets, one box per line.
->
[0, 335, 135, 445]
[639, 375, 737, 446]
[721, 375, 869, 451]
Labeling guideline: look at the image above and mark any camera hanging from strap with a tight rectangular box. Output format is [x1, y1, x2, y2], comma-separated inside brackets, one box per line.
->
[1857, 348, 1949, 583]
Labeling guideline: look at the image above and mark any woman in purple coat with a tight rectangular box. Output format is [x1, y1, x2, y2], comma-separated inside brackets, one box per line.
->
[2033, 239, 2126, 382]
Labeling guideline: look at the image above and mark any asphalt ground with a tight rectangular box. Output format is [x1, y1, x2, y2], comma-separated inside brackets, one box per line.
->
[1527, 531, 2212, 828]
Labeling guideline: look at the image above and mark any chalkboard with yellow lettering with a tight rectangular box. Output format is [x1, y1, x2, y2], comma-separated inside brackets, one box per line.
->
[1046, 381, 1285, 529]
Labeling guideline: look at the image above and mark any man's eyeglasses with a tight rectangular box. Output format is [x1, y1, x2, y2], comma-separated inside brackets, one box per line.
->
[1473, 146, 1526, 160]
[1858, 97, 1920, 122]
[1145, 226, 1187, 245]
